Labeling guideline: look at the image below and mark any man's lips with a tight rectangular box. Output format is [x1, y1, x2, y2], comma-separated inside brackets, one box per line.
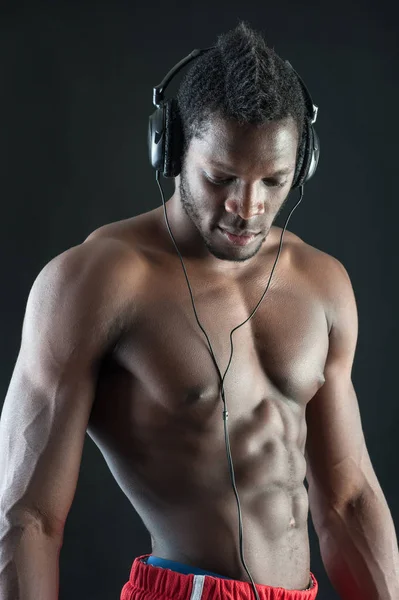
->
[218, 227, 260, 237]
[218, 227, 259, 247]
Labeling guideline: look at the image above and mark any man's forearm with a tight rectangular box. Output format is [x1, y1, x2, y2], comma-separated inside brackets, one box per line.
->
[0, 513, 62, 600]
[318, 487, 399, 600]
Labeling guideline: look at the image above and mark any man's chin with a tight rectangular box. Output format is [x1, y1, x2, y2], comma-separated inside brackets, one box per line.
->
[204, 236, 264, 263]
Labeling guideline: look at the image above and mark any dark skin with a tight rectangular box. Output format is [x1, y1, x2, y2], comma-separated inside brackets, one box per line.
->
[90, 117, 319, 591]
[166, 115, 297, 268]
[2, 115, 398, 599]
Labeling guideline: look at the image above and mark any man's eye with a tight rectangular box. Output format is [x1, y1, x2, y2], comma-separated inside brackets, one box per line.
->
[263, 179, 287, 188]
[206, 174, 287, 188]
[208, 177, 233, 186]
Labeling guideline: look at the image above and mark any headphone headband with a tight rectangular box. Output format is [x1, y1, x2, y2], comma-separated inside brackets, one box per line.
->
[152, 47, 318, 126]
[148, 45, 320, 187]
[152, 47, 216, 107]
[284, 61, 318, 124]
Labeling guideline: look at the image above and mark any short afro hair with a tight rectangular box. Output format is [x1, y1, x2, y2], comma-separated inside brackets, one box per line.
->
[176, 20, 307, 170]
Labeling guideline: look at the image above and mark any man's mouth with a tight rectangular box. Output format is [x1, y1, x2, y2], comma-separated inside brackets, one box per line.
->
[218, 227, 259, 246]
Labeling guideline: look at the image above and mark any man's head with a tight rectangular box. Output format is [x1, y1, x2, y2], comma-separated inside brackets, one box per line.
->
[173, 21, 306, 264]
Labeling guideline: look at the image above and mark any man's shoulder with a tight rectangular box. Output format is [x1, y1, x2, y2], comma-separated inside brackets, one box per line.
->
[39, 218, 148, 324]
[83, 210, 159, 249]
[281, 228, 350, 282]
[280, 229, 354, 333]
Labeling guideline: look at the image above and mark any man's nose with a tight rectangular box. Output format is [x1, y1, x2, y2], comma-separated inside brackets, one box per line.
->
[224, 184, 265, 220]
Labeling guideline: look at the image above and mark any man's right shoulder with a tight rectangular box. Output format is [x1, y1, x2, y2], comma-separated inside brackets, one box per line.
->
[46, 223, 143, 283]
[29, 230, 146, 359]
[36, 225, 146, 328]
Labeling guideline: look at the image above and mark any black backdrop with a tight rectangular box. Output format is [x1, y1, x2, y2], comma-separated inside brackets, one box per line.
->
[1, 1, 398, 599]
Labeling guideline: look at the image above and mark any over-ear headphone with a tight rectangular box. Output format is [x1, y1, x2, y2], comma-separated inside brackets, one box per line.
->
[148, 47, 320, 188]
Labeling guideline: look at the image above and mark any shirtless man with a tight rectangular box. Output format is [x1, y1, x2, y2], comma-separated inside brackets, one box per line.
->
[1, 21, 399, 600]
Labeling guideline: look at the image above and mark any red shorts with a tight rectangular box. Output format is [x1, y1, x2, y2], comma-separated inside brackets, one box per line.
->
[120, 553, 319, 599]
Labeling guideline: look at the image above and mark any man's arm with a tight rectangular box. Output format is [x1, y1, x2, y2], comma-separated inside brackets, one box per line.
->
[305, 254, 399, 600]
[0, 237, 132, 600]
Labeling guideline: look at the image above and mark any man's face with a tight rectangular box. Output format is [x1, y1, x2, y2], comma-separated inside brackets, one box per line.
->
[178, 114, 299, 263]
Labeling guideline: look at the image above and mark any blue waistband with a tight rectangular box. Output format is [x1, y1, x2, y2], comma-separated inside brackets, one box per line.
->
[146, 555, 232, 579]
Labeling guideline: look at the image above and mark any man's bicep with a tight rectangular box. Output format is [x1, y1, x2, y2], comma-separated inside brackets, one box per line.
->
[0, 240, 128, 535]
[305, 256, 379, 528]
[305, 373, 366, 518]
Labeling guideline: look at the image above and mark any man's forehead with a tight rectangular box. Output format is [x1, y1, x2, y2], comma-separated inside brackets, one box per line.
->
[210, 158, 292, 176]
[194, 117, 298, 159]
[196, 135, 297, 176]
[199, 114, 297, 138]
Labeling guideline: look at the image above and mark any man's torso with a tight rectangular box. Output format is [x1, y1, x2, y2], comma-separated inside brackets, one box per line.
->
[86, 206, 331, 590]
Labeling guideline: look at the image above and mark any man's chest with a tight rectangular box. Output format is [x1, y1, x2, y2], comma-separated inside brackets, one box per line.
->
[110, 251, 330, 419]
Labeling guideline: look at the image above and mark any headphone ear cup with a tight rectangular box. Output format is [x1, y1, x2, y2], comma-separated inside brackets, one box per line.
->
[305, 127, 320, 183]
[148, 106, 166, 172]
[292, 119, 320, 188]
[292, 126, 307, 189]
[293, 119, 312, 189]
[163, 98, 184, 178]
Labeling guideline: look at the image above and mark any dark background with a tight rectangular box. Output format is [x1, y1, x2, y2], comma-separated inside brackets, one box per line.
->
[1, 1, 398, 599]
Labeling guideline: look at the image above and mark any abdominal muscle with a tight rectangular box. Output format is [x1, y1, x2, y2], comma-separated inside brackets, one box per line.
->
[144, 395, 310, 588]
[148, 486, 311, 590]
[89, 381, 312, 591]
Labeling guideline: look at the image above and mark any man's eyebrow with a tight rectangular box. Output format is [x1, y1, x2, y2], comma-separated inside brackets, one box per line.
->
[210, 161, 292, 176]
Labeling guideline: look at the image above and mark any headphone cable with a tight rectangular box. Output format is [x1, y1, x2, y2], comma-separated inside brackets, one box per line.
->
[156, 169, 305, 600]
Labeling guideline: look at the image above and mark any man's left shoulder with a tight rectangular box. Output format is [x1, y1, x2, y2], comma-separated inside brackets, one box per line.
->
[284, 230, 356, 330]
[285, 229, 351, 284]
